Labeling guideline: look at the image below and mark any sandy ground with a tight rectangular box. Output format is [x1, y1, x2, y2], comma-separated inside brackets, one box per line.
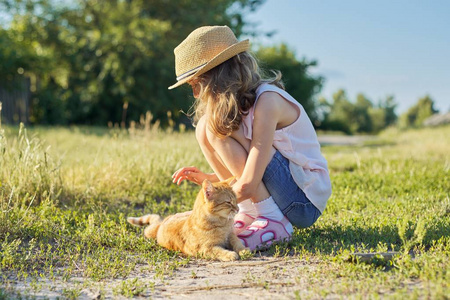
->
[7, 256, 318, 299]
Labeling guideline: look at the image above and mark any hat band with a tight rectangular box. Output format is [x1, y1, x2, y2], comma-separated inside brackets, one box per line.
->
[176, 63, 207, 81]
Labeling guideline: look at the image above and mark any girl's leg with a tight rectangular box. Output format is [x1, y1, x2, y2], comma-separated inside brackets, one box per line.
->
[196, 116, 293, 249]
[196, 116, 257, 224]
[195, 116, 233, 181]
[196, 116, 270, 203]
[195, 117, 270, 202]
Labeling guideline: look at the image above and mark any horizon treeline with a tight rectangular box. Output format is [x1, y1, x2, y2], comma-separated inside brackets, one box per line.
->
[0, 0, 442, 133]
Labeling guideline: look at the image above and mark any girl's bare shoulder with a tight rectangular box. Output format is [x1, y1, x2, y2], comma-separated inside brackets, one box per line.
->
[255, 91, 299, 128]
[255, 91, 285, 112]
[257, 90, 284, 102]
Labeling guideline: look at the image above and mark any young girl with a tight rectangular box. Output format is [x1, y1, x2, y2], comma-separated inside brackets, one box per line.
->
[170, 25, 331, 251]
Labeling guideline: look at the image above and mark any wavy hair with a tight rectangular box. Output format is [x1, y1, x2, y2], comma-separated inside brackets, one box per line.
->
[190, 51, 284, 138]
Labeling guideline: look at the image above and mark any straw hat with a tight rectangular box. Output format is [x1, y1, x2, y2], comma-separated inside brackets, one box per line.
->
[168, 25, 250, 90]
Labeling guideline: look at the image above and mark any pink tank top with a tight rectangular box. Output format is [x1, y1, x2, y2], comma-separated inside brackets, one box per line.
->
[242, 83, 332, 212]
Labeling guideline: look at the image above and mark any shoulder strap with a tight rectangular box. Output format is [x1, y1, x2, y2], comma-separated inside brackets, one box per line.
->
[256, 83, 302, 109]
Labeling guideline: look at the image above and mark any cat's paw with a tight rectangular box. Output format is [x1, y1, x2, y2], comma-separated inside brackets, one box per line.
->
[219, 251, 239, 262]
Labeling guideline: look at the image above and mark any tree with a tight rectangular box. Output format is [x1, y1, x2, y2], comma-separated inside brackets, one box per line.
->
[368, 107, 386, 133]
[318, 91, 398, 134]
[1, 0, 265, 125]
[0, 27, 47, 86]
[399, 95, 438, 128]
[353, 93, 373, 133]
[255, 43, 323, 125]
[380, 95, 397, 127]
[318, 89, 353, 134]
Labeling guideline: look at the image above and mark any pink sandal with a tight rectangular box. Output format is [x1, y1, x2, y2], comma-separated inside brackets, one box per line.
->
[237, 216, 292, 251]
[233, 213, 255, 235]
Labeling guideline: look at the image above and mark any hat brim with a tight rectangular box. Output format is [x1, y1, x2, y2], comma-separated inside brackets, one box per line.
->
[168, 39, 250, 90]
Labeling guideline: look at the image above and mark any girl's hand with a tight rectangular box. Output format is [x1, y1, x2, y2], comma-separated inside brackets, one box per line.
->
[172, 166, 207, 185]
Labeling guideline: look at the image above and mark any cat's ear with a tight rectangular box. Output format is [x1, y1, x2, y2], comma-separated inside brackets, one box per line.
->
[202, 180, 215, 201]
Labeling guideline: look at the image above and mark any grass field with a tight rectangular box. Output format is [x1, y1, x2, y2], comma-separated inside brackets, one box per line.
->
[0, 124, 449, 299]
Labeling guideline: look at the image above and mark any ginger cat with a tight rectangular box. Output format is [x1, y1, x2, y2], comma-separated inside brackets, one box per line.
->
[127, 178, 248, 261]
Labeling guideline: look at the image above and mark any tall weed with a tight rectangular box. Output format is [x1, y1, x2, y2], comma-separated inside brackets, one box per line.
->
[0, 123, 62, 204]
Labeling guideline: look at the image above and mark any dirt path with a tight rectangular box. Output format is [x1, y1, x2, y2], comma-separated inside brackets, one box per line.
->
[151, 257, 310, 299]
[8, 256, 318, 299]
[318, 135, 377, 146]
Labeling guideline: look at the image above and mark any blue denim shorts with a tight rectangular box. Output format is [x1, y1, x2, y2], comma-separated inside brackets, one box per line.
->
[262, 151, 321, 228]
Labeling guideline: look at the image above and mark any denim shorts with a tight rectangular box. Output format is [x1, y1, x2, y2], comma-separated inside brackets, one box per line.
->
[262, 151, 321, 228]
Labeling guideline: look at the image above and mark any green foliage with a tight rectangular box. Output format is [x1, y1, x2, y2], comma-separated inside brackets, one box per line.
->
[0, 0, 265, 125]
[0, 27, 47, 94]
[354, 94, 373, 133]
[0, 29, 27, 83]
[319, 89, 398, 134]
[1, 1, 326, 129]
[256, 43, 324, 124]
[320, 89, 354, 134]
[399, 95, 439, 128]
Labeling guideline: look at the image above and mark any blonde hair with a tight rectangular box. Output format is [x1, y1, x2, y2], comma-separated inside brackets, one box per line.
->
[191, 52, 284, 138]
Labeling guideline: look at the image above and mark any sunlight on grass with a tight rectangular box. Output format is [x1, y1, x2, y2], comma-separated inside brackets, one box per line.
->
[1, 124, 449, 298]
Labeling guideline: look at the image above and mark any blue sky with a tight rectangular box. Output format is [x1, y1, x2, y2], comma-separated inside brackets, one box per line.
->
[246, 0, 450, 113]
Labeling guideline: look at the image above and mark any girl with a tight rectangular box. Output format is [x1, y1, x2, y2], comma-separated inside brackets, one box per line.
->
[170, 26, 331, 251]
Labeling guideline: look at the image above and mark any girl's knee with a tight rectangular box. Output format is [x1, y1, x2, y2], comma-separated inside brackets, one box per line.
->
[197, 116, 223, 148]
[195, 115, 208, 145]
[205, 122, 222, 146]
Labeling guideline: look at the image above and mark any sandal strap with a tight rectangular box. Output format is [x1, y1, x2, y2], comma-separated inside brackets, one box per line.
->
[233, 213, 255, 234]
[237, 216, 292, 251]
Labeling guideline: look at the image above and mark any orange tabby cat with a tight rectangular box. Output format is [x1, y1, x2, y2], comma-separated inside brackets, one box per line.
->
[127, 178, 248, 261]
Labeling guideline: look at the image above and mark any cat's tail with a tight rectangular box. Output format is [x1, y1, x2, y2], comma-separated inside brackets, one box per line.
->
[127, 214, 162, 239]
[127, 214, 162, 226]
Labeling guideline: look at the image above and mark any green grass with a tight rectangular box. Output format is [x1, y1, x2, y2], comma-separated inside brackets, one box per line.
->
[1, 124, 449, 298]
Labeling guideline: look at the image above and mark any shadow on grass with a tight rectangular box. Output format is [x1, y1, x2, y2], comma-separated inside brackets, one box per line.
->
[295, 224, 401, 253]
[259, 220, 450, 256]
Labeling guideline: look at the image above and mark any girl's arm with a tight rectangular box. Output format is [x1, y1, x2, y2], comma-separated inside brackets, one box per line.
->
[172, 167, 219, 185]
[233, 93, 282, 200]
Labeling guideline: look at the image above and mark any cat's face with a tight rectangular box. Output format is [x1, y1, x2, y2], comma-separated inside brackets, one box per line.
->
[202, 179, 238, 218]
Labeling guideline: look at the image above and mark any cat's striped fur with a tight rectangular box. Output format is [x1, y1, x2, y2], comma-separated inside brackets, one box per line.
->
[127, 178, 248, 261]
